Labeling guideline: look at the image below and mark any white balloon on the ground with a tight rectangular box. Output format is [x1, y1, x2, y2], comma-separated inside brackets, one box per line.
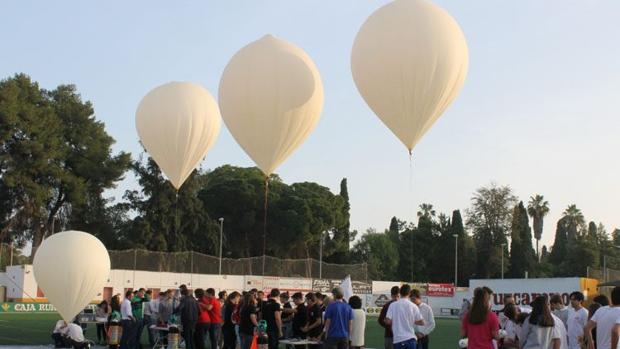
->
[33, 230, 110, 322]
[136, 82, 221, 189]
[219, 34, 324, 176]
[351, 0, 469, 153]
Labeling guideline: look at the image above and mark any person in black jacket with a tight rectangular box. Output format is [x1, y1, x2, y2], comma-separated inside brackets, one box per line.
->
[174, 288, 200, 349]
[291, 293, 307, 339]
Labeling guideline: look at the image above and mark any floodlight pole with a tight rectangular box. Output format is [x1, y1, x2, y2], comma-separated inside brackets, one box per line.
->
[218, 218, 224, 275]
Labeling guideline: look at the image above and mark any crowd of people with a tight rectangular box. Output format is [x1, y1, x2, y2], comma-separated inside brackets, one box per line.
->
[61, 284, 398, 349]
[459, 286, 620, 349]
[55, 282, 620, 349]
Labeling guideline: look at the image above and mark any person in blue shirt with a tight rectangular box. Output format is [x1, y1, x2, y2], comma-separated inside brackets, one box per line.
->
[324, 287, 353, 349]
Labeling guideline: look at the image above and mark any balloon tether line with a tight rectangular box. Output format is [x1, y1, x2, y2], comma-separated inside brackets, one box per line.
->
[408, 150, 414, 283]
[174, 190, 179, 249]
[262, 177, 269, 276]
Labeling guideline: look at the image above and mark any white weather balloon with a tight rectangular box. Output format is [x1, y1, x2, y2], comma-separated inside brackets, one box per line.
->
[351, 0, 469, 154]
[219, 35, 324, 176]
[136, 82, 221, 189]
[33, 230, 110, 322]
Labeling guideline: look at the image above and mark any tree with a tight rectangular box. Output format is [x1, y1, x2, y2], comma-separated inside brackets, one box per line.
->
[199, 165, 345, 261]
[122, 156, 219, 253]
[613, 229, 620, 247]
[426, 210, 476, 286]
[507, 202, 536, 277]
[351, 229, 399, 280]
[563, 204, 585, 241]
[328, 178, 351, 263]
[449, 210, 477, 285]
[44, 85, 130, 248]
[466, 183, 517, 278]
[0, 74, 129, 253]
[527, 194, 550, 261]
[417, 203, 436, 221]
[1, 74, 63, 250]
[549, 217, 569, 270]
[387, 216, 406, 246]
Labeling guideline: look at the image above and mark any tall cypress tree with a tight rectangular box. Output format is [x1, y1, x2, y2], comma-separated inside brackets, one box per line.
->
[328, 178, 351, 263]
[508, 202, 535, 277]
[388, 216, 400, 245]
[550, 217, 569, 274]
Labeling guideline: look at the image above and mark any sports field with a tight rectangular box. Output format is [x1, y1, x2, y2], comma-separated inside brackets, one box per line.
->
[0, 313, 460, 347]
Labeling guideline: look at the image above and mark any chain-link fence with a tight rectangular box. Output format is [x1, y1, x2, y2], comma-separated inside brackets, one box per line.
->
[109, 249, 368, 281]
[587, 266, 620, 283]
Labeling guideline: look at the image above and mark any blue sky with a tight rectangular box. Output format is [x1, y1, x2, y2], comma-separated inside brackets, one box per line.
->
[2, 1, 619, 249]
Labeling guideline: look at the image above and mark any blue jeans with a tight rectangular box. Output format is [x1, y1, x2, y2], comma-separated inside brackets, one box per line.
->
[325, 337, 349, 349]
[240, 333, 254, 349]
[208, 323, 222, 349]
[120, 319, 136, 349]
[393, 338, 417, 349]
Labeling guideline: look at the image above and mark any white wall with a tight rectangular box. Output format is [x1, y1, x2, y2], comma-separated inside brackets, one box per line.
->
[469, 278, 590, 310]
[6, 265, 25, 299]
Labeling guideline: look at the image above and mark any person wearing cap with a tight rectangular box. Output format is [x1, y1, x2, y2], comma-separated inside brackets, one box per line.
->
[324, 287, 353, 349]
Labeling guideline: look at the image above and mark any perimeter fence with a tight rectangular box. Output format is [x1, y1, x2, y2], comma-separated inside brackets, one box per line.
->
[109, 249, 368, 281]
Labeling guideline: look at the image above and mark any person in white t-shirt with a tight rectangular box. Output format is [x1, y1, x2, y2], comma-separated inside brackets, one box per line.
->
[567, 292, 589, 349]
[385, 284, 424, 349]
[52, 320, 70, 348]
[519, 296, 561, 349]
[585, 286, 620, 349]
[500, 303, 519, 348]
[120, 290, 137, 349]
[550, 295, 569, 329]
[349, 295, 366, 349]
[551, 313, 568, 349]
[410, 289, 435, 349]
[65, 322, 86, 348]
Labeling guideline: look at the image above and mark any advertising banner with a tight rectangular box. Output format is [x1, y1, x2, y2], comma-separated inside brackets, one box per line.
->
[244, 276, 263, 291]
[469, 278, 596, 310]
[427, 283, 455, 297]
[313, 279, 372, 295]
[0, 302, 96, 313]
[279, 277, 313, 293]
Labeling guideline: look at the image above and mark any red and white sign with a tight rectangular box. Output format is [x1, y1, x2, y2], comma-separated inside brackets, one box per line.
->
[427, 283, 455, 297]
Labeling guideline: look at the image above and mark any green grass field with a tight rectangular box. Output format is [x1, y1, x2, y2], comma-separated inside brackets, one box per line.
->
[0, 313, 460, 347]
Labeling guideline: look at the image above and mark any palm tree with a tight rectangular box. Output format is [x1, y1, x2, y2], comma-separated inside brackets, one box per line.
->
[417, 203, 436, 220]
[527, 195, 550, 261]
[563, 204, 585, 240]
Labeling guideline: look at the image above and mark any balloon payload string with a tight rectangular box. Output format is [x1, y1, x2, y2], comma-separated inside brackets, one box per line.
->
[174, 190, 179, 246]
[262, 177, 269, 276]
[408, 150, 414, 283]
[408, 150, 414, 221]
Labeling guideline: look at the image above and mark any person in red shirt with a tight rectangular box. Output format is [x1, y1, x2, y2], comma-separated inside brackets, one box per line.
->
[195, 289, 211, 349]
[461, 287, 500, 349]
[205, 288, 222, 349]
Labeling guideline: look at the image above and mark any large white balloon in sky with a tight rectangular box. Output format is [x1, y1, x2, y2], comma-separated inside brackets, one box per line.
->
[219, 35, 324, 176]
[33, 231, 110, 322]
[351, 0, 469, 154]
[136, 82, 221, 189]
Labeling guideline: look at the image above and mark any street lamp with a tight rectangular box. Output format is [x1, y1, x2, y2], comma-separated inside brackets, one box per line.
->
[218, 218, 224, 275]
[453, 234, 458, 287]
[501, 243, 507, 279]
